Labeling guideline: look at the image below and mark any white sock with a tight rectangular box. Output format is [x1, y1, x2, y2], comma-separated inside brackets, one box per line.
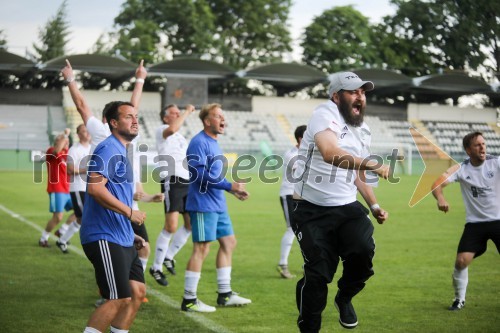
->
[60, 221, 80, 244]
[83, 327, 101, 333]
[217, 266, 232, 294]
[452, 267, 468, 301]
[184, 270, 201, 299]
[110, 327, 128, 333]
[58, 222, 70, 235]
[165, 226, 191, 260]
[279, 227, 295, 266]
[41, 230, 50, 241]
[139, 257, 148, 272]
[153, 229, 172, 270]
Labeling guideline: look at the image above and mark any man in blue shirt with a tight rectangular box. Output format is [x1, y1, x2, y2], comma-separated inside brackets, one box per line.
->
[80, 101, 147, 333]
[181, 103, 251, 313]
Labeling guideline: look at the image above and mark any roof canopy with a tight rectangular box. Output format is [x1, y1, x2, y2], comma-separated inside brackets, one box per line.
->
[148, 58, 236, 79]
[0, 50, 36, 76]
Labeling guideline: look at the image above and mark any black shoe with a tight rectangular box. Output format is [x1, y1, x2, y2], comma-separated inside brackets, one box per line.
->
[448, 299, 465, 311]
[163, 258, 176, 275]
[149, 267, 168, 286]
[334, 293, 358, 329]
[56, 240, 68, 254]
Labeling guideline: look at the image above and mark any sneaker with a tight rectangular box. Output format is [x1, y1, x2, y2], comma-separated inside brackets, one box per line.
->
[94, 298, 106, 308]
[217, 291, 252, 307]
[56, 240, 68, 254]
[163, 258, 176, 275]
[448, 299, 465, 311]
[334, 292, 358, 329]
[149, 267, 168, 286]
[277, 264, 295, 279]
[181, 298, 216, 313]
[38, 239, 50, 248]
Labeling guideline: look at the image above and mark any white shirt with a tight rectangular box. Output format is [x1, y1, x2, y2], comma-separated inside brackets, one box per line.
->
[155, 124, 189, 180]
[280, 146, 298, 196]
[67, 142, 91, 192]
[86, 116, 111, 153]
[294, 100, 371, 206]
[447, 155, 500, 223]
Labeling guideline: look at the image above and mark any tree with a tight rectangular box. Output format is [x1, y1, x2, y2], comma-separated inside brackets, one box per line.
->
[387, 0, 500, 78]
[0, 29, 7, 50]
[32, 0, 71, 63]
[301, 6, 378, 75]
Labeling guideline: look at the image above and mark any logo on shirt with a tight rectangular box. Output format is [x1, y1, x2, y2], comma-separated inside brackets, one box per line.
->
[465, 176, 471, 180]
[486, 171, 494, 178]
[343, 125, 348, 131]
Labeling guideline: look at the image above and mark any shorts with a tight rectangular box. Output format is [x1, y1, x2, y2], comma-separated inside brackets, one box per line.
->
[457, 220, 500, 257]
[48, 192, 73, 213]
[131, 222, 149, 242]
[70, 191, 85, 218]
[280, 195, 293, 228]
[82, 240, 145, 299]
[189, 211, 233, 242]
[161, 176, 189, 213]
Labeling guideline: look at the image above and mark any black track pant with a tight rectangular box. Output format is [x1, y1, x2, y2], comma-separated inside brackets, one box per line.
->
[291, 199, 375, 333]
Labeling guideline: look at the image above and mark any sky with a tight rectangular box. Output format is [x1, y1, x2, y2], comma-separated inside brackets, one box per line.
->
[0, 0, 396, 61]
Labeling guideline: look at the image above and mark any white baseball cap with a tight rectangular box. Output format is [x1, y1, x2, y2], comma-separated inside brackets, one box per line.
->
[328, 72, 374, 97]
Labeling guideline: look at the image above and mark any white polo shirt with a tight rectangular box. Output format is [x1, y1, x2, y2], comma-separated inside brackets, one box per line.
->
[280, 146, 298, 197]
[86, 116, 111, 153]
[447, 155, 500, 223]
[155, 124, 189, 180]
[294, 100, 371, 206]
[67, 142, 91, 192]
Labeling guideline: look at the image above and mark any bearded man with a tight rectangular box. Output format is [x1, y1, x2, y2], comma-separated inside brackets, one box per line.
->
[291, 72, 391, 333]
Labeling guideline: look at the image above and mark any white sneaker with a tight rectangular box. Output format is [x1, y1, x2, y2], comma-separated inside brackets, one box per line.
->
[217, 291, 252, 306]
[181, 298, 216, 313]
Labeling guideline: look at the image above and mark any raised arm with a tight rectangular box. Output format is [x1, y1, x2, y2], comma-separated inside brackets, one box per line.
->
[61, 59, 93, 124]
[163, 104, 196, 139]
[315, 129, 390, 179]
[130, 59, 147, 111]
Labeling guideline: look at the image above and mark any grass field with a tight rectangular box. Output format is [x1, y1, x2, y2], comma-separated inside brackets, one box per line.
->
[0, 170, 498, 333]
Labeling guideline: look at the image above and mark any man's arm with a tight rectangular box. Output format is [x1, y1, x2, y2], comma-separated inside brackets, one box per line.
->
[130, 59, 147, 111]
[355, 175, 388, 224]
[52, 129, 70, 154]
[133, 181, 164, 203]
[163, 105, 196, 139]
[315, 129, 390, 179]
[431, 164, 459, 213]
[61, 59, 93, 124]
[87, 172, 146, 224]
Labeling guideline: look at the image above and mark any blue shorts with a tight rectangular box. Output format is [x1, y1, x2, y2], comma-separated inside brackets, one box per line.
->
[48, 192, 73, 213]
[189, 211, 233, 242]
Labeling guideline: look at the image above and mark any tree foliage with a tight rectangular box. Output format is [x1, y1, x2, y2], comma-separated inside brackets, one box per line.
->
[301, 6, 378, 74]
[32, 0, 70, 63]
[0, 29, 7, 50]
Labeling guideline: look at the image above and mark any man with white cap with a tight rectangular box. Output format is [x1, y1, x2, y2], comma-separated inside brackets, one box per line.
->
[291, 72, 391, 332]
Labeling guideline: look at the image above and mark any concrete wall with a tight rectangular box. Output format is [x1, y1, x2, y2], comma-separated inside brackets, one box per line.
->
[252, 96, 322, 115]
[0, 89, 62, 106]
[408, 103, 497, 123]
[62, 89, 161, 112]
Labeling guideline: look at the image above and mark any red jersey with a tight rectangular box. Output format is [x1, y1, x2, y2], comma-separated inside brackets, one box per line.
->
[46, 146, 69, 193]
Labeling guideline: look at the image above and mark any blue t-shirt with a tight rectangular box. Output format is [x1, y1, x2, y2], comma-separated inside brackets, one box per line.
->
[186, 131, 232, 213]
[80, 134, 135, 246]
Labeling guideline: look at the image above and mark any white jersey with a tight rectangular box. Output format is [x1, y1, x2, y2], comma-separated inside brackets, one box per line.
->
[155, 124, 189, 180]
[447, 155, 500, 223]
[67, 142, 91, 192]
[86, 116, 111, 153]
[294, 100, 371, 206]
[280, 146, 298, 196]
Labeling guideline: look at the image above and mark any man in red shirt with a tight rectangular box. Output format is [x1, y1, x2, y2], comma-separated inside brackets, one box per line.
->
[39, 129, 76, 247]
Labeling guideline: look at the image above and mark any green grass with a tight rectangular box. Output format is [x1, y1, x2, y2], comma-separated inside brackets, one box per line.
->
[0, 171, 498, 332]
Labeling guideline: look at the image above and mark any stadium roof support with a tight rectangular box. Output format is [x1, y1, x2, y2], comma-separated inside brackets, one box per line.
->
[148, 58, 237, 79]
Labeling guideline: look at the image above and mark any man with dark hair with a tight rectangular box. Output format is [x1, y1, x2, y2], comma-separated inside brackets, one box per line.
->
[432, 131, 500, 311]
[292, 72, 390, 332]
[149, 103, 196, 286]
[80, 100, 147, 333]
[276, 124, 306, 279]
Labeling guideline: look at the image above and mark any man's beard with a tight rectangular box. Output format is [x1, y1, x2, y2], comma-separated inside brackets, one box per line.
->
[118, 129, 138, 142]
[338, 96, 365, 127]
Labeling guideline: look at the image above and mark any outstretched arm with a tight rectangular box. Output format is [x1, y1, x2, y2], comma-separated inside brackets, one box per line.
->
[431, 164, 459, 213]
[130, 59, 147, 111]
[163, 104, 196, 139]
[355, 175, 388, 224]
[61, 59, 93, 124]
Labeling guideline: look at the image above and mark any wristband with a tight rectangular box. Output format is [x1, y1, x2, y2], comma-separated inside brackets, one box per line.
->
[65, 76, 75, 84]
[135, 78, 145, 84]
[370, 203, 380, 212]
[129, 207, 133, 219]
